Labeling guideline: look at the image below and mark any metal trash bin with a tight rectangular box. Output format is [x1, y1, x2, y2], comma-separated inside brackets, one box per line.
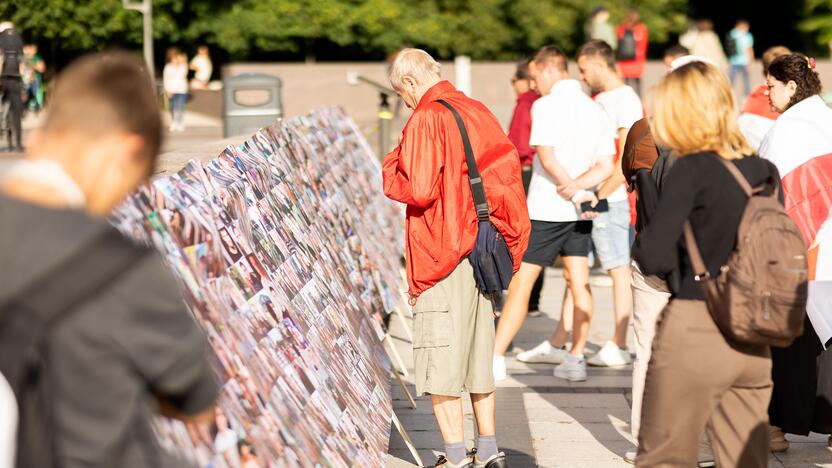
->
[222, 73, 283, 137]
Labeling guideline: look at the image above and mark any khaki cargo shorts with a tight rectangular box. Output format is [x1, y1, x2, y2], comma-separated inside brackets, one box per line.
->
[411, 260, 496, 397]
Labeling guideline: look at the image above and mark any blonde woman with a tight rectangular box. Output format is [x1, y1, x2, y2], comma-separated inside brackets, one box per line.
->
[632, 61, 780, 467]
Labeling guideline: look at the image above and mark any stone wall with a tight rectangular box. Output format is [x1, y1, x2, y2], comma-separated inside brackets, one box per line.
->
[223, 60, 832, 131]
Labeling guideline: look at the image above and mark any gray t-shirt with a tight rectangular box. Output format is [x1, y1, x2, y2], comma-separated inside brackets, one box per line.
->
[0, 195, 218, 468]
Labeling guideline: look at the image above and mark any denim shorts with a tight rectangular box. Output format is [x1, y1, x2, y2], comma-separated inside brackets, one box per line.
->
[591, 200, 631, 270]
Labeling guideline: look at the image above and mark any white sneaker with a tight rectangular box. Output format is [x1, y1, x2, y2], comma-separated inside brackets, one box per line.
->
[587, 341, 633, 367]
[493, 355, 507, 381]
[516, 341, 568, 364]
[554, 354, 587, 381]
[623, 450, 636, 464]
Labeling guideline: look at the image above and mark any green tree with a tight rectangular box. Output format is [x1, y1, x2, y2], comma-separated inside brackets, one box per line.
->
[1, 0, 690, 63]
[197, 0, 357, 59]
[513, 0, 689, 55]
[363, 0, 688, 59]
[0, 0, 196, 52]
[801, 0, 832, 53]
[2, 0, 138, 51]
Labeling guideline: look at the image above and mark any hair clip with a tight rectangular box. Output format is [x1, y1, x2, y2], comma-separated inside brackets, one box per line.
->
[807, 57, 817, 70]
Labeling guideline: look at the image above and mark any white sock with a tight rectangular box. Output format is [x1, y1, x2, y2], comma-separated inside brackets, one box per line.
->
[566, 353, 583, 363]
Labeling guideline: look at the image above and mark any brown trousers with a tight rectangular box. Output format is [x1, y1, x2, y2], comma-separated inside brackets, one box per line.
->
[637, 299, 772, 468]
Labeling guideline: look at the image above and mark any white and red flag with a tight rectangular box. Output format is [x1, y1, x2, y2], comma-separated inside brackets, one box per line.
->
[808, 212, 832, 348]
[760, 95, 832, 347]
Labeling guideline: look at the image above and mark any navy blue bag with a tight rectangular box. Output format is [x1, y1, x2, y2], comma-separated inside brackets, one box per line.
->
[437, 99, 514, 295]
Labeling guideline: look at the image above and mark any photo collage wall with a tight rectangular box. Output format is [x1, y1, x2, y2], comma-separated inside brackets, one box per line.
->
[111, 107, 405, 467]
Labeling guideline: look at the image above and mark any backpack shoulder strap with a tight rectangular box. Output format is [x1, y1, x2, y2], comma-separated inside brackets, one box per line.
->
[685, 156, 772, 280]
[436, 99, 490, 221]
[683, 222, 710, 280]
[685, 158, 752, 280]
[717, 158, 754, 197]
[6, 228, 145, 325]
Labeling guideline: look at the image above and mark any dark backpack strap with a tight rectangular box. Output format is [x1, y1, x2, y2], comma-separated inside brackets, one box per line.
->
[717, 158, 755, 197]
[683, 222, 710, 281]
[6, 228, 144, 325]
[436, 99, 490, 222]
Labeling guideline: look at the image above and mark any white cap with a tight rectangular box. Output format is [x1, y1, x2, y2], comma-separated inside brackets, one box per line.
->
[0, 22, 12, 33]
[670, 55, 716, 71]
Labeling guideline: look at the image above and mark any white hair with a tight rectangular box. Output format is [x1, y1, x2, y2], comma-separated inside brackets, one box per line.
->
[388, 48, 441, 92]
[0, 22, 12, 33]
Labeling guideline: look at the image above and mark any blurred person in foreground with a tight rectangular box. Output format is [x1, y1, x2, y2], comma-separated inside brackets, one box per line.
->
[506, 59, 544, 317]
[737, 46, 791, 150]
[0, 51, 218, 467]
[633, 60, 778, 467]
[760, 52, 832, 452]
[383, 48, 530, 468]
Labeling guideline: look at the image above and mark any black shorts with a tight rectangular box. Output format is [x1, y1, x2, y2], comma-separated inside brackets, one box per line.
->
[522, 220, 592, 266]
[522, 166, 533, 194]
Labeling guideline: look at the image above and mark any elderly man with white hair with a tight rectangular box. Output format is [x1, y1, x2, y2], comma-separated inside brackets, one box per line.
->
[383, 48, 530, 468]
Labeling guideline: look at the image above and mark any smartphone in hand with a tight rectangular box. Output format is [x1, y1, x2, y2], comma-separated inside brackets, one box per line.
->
[580, 199, 609, 213]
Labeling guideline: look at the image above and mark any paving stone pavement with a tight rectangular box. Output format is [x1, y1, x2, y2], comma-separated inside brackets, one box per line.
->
[0, 111, 224, 177]
[386, 268, 832, 467]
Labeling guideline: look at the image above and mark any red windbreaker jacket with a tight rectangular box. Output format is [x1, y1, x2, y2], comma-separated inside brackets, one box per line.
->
[383, 81, 531, 297]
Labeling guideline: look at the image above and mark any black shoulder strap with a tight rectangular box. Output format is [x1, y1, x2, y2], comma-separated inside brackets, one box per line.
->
[5, 228, 145, 325]
[436, 99, 490, 222]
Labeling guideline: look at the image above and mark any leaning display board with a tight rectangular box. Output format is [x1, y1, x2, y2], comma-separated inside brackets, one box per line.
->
[111, 107, 405, 467]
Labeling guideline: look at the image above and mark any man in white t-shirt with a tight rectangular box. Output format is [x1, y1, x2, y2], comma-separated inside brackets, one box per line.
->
[575, 39, 643, 368]
[493, 45, 616, 382]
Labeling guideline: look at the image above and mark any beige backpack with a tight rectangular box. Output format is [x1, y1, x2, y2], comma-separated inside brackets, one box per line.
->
[684, 158, 808, 347]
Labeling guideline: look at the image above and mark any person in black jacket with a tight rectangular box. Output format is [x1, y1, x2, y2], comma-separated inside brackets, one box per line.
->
[632, 61, 780, 467]
[0, 22, 23, 151]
